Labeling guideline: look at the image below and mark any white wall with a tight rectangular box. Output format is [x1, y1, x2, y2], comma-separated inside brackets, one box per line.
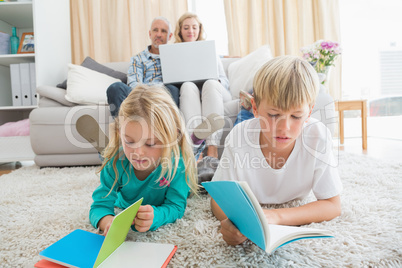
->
[33, 0, 71, 87]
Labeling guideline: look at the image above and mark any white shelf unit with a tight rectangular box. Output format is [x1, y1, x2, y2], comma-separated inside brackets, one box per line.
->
[0, 1, 35, 162]
[0, 1, 35, 108]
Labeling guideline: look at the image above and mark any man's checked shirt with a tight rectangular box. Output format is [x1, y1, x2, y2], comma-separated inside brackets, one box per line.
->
[127, 46, 163, 89]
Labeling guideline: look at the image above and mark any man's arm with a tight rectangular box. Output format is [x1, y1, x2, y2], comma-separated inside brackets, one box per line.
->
[263, 195, 341, 225]
[127, 55, 144, 89]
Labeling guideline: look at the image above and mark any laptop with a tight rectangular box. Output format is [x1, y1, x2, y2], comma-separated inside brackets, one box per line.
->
[38, 198, 177, 268]
[159, 40, 219, 84]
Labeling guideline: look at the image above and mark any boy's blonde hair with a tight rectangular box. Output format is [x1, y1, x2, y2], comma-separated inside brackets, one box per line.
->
[253, 55, 319, 111]
[174, 12, 205, 43]
[100, 84, 198, 194]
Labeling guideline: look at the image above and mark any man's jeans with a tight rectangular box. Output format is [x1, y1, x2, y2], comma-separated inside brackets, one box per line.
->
[106, 82, 180, 118]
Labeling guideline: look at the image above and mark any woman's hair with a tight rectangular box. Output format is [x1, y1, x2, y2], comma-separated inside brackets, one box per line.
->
[99, 84, 198, 194]
[253, 55, 319, 111]
[174, 12, 205, 43]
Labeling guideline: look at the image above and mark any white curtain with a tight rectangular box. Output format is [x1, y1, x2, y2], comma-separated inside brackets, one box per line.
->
[70, 0, 187, 64]
[223, 0, 342, 99]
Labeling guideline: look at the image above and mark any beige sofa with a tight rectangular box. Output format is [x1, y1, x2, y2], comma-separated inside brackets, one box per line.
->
[30, 51, 335, 167]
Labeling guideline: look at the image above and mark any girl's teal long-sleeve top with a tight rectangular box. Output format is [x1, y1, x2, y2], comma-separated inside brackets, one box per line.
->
[89, 153, 190, 231]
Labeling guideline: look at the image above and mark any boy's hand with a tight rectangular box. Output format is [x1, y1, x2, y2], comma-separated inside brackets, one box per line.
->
[133, 205, 154, 232]
[220, 218, 247, 245]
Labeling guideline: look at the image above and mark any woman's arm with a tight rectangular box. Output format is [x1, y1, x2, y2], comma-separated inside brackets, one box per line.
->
[263, 195, 341, 225]
[217, 57, 229, 90]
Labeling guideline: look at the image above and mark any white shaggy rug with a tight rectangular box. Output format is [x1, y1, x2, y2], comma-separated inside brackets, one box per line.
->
[0, 152, 401, 267]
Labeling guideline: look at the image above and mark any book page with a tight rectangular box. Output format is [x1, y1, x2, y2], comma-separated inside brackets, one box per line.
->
[238, 181, 270, 250]
[267, 224, 332, 253]
[98, 242, 176, 267]
[94, 198, 143, 267]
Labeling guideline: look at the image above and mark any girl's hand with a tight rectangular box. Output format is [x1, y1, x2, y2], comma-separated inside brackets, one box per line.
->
[220, 218, 247, 245]
[133, 205, 154, 232]
[98, 215, 114, 236]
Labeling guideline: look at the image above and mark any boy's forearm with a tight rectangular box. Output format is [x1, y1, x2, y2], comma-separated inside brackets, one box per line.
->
[211, 198, 227, 221]
[265, 195, 341, 226]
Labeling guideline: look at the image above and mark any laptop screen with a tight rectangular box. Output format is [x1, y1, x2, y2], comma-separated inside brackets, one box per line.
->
[159, 40, 219, 84]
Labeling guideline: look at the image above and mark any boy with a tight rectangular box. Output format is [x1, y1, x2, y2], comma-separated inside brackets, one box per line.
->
[211, 55, 342, 246]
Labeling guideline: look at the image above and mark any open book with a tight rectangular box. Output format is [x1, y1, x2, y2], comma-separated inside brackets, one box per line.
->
[202, 181, 333, 253]
[36, 198, 177, 268]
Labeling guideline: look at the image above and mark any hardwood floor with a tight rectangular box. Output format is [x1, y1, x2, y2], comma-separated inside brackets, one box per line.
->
[335, 115, 402, 161]
[337, 137, 402, 161]
[0, 161, 35, 176]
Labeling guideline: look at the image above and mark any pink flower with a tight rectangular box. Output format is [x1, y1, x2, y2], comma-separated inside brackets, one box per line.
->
[321, 41, 336, 50]
[159, 177, 170, 187]
[301, 40, 342, 73]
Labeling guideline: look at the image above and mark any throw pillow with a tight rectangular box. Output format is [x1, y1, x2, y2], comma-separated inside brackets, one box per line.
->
[0, 119, 30, 137]
[57, 56, 127, 89]
[64, 64, 120, 105]
[227, 45, 273, 99]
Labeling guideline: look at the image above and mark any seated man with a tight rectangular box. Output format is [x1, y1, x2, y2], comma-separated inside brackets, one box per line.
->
[107, 16, 180, 118]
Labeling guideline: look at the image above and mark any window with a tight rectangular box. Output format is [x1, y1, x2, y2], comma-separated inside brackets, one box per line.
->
[188, 0, 229, 56]
[339, 0, 402, 116]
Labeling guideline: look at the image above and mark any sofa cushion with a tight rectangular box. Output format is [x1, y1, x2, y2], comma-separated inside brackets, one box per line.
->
[57, 56, 127, 89]
[103, 62, 131, 74]
[64, 64, 120, 105]
[227, 45, 273, 99]
[36, 85, 76, 107]
[38, 96, 67, 108]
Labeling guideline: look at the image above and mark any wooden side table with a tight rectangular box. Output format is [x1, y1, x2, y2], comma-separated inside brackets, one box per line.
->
[335, 100, 368, 150]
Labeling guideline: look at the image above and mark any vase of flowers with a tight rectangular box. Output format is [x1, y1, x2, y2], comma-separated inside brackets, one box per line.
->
[300, 40, 342, 85]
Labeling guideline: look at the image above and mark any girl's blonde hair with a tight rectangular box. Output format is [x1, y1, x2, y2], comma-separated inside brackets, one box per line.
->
[99, 84, 198, 194]
[253, 55, 319, 111]
[174, 12, 205, 43]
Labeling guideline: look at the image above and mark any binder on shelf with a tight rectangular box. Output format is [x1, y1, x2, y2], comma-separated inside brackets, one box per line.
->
[29, 62, 37, 105]
[10, 64, 22, 106]
[19, 63, 32, 106]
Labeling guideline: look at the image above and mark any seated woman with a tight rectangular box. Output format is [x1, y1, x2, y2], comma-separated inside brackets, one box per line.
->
[175, 12, 232, 169]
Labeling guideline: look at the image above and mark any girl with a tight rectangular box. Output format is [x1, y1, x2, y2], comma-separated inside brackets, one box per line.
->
[174, 12, 232, 161]
[89, 84, 198, 235]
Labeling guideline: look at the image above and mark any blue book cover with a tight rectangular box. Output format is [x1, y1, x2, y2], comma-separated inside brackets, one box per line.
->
[202, 181, 266, 250]
[40, 229, 104, 268]
[39, 198, 143, 267]
[202, 181, 333, 253]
